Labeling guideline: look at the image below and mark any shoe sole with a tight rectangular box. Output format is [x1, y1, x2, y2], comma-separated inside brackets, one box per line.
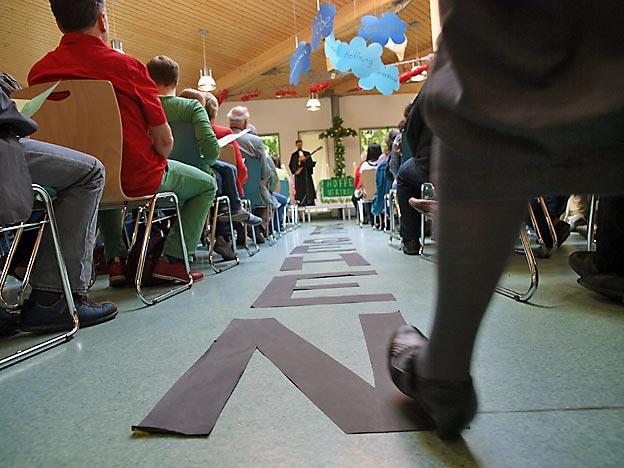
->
[578, 277, 624, 300]
[109, 275, 127, 288]
[218, 212, 250, 223]
[21, 308, 118, 334]
[152, 272, 191, 283]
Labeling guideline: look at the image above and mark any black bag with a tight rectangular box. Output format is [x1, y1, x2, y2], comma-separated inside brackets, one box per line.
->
[125, 236, 166, 287]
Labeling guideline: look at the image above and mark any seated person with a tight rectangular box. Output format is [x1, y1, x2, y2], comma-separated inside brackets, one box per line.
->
[529, 195, 571, 257]
[199, 91, 248, 198]
[146, 56, 261, 260]
[1, 86, 116, 335]
[371, 129, 399, 229]
[28, 0, 218, 284]
[227, 106, 287, 240]
[352, 144, 382, 225]
[395, 86, 432, 254]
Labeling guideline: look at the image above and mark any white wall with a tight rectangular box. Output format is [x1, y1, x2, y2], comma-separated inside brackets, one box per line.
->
[215, 93, 416, 180]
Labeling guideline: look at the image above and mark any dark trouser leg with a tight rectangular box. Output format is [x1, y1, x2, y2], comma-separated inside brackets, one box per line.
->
[595, 196, 624, 275]
[417, 142, 527, 381]
[397, 157, 429, 241]
[212, 161, 242, 211]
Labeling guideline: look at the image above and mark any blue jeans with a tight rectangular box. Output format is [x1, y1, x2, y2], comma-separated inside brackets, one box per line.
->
[273, 192, 289, 228]
[21, 139, 104, 293]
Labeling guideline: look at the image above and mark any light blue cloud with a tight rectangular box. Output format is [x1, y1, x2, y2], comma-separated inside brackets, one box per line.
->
[358, 64, 400, 95]
[358, 13, 406, 46]
[289, 41, 312, 85]
[334, 36, 383, 78]
[312, 2, 337, 50]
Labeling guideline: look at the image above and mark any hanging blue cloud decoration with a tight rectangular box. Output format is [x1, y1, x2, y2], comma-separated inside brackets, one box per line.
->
[311, 2, 337, 51]
[334, 36, 383, 78]
[358, 13, 406, 46]
[324, 33, 342, 69]
[359, 64, 400, 95]
[289, 41, 312, 85]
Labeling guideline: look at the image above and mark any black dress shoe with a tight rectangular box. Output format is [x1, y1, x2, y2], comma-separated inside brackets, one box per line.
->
[402, 239, 421, 256]
[578, 274, 624, 300]
[388, 325, 478, 439]
[568, 251, 600, 277]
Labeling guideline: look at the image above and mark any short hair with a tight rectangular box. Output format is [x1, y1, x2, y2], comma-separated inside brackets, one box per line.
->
[203, 92, 219, 120]
[295, 139, 303, 144]
[146, 56, 179, 87]
[227, 106, 250, 122]
[50, 0, 105, 32]
[179, 88, 206, 107]
[403, 100, 415, 119]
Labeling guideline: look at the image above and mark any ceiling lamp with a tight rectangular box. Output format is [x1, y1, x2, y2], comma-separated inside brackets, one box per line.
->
[306, 93, 321, 111]
[109, 0, 124, 53]
[198, 29, 217, 91]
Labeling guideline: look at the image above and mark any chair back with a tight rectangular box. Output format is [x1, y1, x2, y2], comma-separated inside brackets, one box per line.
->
[242, 157, 264, 207]
[168, 122, 203, 168]
[12, 80, 145, 207]
[219, 144, 237, 166]
[279, 179, 290, 198]
[360, 168, 377, 199]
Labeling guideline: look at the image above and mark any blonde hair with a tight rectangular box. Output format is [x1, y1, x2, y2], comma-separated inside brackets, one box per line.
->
[179, 88, 206, 107]
[203, 92, 219, 120]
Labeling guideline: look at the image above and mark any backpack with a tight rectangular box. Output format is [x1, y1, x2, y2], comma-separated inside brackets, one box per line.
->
[125, 236, 166, 287]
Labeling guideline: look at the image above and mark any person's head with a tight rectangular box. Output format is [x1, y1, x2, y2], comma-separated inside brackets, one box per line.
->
[366, 143, 382, 161]
[295, 139, 303, 150]
[146, 56, 179, 90]
[272, 156, 282, 169]
[385, 129, 400, 152]
[227, 106, 250, 130]
[50, 0, 108, 41]
[398, 119, 406, 132]
[179, 88, 206, 107]
[203, 92, 219, 121]
[404, 100, 415, 119]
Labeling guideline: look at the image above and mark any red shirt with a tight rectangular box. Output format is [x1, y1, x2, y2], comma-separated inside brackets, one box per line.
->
[212, 124, 248, 196]
[28, 33, 167, 196]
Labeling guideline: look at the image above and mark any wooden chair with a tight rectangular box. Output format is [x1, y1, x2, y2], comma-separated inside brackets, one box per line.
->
[168, 122, 238, 273]
[13, 80, 192, 305]
[0, 185, 78, 369]
[357, 168, 377, 227]
[218, 144, 237, 167]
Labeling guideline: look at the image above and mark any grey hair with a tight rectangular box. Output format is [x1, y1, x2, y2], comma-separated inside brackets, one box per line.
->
[227, 106, 250, 121]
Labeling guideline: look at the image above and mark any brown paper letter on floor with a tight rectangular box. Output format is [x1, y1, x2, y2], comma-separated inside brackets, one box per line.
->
[133, 312, 432, 436]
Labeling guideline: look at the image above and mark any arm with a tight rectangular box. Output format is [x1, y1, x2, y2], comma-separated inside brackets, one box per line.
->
[190, 102, 219, 166]
[149, 122, 174, 158]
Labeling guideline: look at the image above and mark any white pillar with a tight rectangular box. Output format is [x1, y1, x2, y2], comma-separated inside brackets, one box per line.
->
[429, 0, 442, 51]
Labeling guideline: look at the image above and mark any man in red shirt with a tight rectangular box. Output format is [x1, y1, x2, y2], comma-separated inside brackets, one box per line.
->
[29, 0, 217, 283]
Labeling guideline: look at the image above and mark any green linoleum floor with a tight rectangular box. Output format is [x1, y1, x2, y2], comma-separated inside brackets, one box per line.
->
[1, 220, 623, 467]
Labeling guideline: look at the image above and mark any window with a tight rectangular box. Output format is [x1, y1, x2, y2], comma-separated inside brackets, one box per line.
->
[359, 127, 395, 153]
[260, 133, 280, 160]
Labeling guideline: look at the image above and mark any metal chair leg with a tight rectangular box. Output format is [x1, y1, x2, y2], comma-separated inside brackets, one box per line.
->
[1, 185, 78, 370]
[207, 196, 239, 274]
[134, 192, 192, 306]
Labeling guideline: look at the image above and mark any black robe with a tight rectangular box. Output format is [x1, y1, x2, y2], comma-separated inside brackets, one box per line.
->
[289, 150, 316, 206]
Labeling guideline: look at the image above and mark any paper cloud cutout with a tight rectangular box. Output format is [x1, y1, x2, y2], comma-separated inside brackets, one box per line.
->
[312, 2, 337, 51]
[324, 33, 342, 70]
[358, 65, 400, 95]
[289, 41, 312, 85]
[358, 13, 406, 46]
[334, 36, 383, 79]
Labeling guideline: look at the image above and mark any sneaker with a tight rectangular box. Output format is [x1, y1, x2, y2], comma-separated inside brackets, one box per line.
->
[152, 258, 204, 283]
[20, 293, 117, 334]
[218, 208, 254, 223]
[0, 308, 20, 337]
[109, 257, 127, 288]
[214, 237, 237, 261]
[242, 212, 263, 226]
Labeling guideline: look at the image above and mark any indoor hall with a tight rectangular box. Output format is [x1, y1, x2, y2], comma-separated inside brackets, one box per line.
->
[1, 220, 623, 467]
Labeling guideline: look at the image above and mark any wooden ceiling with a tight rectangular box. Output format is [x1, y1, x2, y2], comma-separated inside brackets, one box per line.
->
[1, 0, 432, 101]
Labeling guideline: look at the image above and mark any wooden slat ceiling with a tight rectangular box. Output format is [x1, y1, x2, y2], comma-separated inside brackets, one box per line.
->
[1, 0, 432, 101]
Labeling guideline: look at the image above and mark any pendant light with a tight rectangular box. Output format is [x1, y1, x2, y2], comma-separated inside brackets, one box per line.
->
[109, 0, 124, 53]
[306, 93, 321, 111]
[198, 29, 217, 91]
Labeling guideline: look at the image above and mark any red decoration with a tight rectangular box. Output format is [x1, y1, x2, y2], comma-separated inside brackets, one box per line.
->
[275, 89, 297, 98]
[216, 89, 229, 105]
[399, 64, 429, 84]
[241, 91, 261, 102]
[309, 81, 331, 94]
